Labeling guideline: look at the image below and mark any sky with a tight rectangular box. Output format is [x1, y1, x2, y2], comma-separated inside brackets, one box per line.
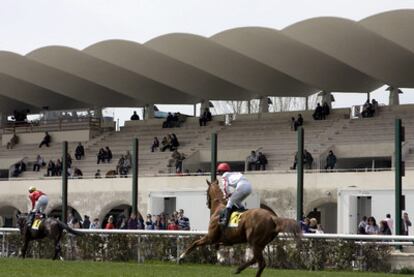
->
[1, 0, 414, 124]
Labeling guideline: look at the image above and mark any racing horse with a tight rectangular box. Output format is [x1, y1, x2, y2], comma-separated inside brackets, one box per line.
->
[17, 214, 82, 260]
[179, 180, 301, 277]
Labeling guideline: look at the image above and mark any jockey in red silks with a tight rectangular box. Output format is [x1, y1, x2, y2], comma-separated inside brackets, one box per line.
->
[216, 163, 252, 227]
[27, 186, 48, 226]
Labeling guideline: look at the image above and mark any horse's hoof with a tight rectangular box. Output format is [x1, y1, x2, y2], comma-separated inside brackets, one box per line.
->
[59, 256, 64, 261]
[233, 269, 241, 275]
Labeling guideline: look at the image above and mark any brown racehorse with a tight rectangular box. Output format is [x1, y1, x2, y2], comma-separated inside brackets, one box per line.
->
[179, 180, 300, 277]
[17, 214, 81, 260]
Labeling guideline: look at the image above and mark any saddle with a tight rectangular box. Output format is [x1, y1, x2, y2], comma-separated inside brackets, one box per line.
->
[28, 213, 45, 230]
[219, 206, 247, 228]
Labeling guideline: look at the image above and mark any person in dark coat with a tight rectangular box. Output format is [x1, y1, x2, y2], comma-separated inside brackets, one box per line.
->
[325, 150, 337, 170]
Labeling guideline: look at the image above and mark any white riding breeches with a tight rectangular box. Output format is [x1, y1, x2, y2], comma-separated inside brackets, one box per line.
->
[226, 180, 252, 209]
[33, 195, 48, 213]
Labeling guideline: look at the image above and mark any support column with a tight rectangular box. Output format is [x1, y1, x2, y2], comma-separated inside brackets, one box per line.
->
[305, 97, 309, 111]
[144, 105, 154, 119]
[62, 141, 68, 223]
[395, 119, 404, 236]
[389, 87, 401, 106]
[0, 113, 7, 128]
[193, 104, 197, 117]
[319, 91, 332, 108]
[94, 107, 102, 119]
[296, 127, 304, 222]
[259, 97, 269, 113]
[247, 100, 251, 114]
[200, 100, 210, 115]
[132, 138, 139, 215]
[210, 133, 217, 182]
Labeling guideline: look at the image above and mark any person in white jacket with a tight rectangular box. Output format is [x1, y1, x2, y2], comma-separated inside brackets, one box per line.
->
[216, 163, 252, 227]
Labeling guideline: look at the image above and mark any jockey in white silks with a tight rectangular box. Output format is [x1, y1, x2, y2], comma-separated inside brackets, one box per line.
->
[216, 163, 252, 227]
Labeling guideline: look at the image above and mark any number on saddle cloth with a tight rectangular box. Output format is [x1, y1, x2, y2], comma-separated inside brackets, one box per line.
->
[219, 208, 246, 228]
[31, 218, 42, 230]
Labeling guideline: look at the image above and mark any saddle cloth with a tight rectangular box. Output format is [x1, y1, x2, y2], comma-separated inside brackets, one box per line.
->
[220, 207, 247, 228]
[31, 218, 42, 230]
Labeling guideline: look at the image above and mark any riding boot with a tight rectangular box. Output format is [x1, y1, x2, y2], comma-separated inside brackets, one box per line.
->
[27, 212, 35, 227]
[220, 207, 232, 228]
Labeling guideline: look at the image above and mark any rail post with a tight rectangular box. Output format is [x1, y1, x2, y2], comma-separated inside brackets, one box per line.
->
[211, 133, 218, 182]
[132, 138, 139, 216]
[395, 119, 404, 236]
[296, 127, 304, 222]
[62, 141, 68, 223]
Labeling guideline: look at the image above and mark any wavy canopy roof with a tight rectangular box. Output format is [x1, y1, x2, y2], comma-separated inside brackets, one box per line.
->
[1, 9, 413, 114]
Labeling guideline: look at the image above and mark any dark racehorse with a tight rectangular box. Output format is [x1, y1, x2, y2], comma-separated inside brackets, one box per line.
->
[179, 180, 301, 277]
[17, 214, 81, 260]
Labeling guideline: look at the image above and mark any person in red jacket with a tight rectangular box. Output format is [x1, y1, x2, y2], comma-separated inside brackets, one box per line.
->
[27, 186, 49, 227]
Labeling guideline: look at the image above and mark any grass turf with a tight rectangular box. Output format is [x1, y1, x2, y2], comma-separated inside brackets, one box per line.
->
[0, 258, 406, 277]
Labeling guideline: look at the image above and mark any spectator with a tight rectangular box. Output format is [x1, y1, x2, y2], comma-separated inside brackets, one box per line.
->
[75, 142, 85, 160]
[117, 155, 125, 174]
[125, 151, 132, 166]
[365, 216, 379, 235]
[121, 157, 131, 176]
[160, 136, 172, 152]
[304, 150, 313, 169]
[171, 150, 185, 173]
[372, 99, 379, 115]
[313, 103, 323, 120]
[171, 133, 180, 149]
[33, 155, 44, 172]
[55, 159, 62, 176]
[300, 217, 310, 233]
[290, 117, 296, 131]
[379, 220, 391, 235]
[90, 218, 100, 229]
[47, 160, 55, 177]
[127, 213, 139, 229]
[177, 209, 190, 230]
[322, 102, 330, 119]
[12, 163, 22, 177]
[296, 114, 304, 127]
[39, 131, 51, 148]
[95, 169, 102, 179]
[66, 153, 73, 168]
[73, 167, 83, 178]
[325, 150, 337, 170]
[105, 215, 115, 229]
[257, 152, 268, 171]
[70, 218, 81, 229]
[97, 148, 106, 164]
[82, 215, 91, 229]
[130, 111, 140, 120]
[358, 216, 367, 234]
[151, 137, 160, 152]
[199, 108, 212, 126]
[362, 100, 374, 118]
[119, 217, 128, 229]
[308, 218, 323, 233]
[384, 214, 394, 232]
[402, 212, 412, 236]
[145, 214, 154, 230]
[6, 132, 18, 149]
[105, 146, 112, 163]
[167, 218, 179, 230]
[162, 112, 174, 128]
[247, 151, 258, 171]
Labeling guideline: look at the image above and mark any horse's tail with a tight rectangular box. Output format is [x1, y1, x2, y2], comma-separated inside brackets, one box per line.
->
[272, 216, 302, 239]
[58, 221, 83, 236]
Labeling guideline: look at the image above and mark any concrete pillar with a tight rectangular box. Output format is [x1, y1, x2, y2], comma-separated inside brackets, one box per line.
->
[94, 107, 102, 119]
[305, 97, 309, 110]
[259, 97, 269, 113]
[247, 100, 251, 114]
[200, 100, 210, 115]
[389, 87, 401, 106]
[193, 104, 197, 117]
[144, 105, 154, 119]
[319, 91, 332, 108]
[0, 113, 7, 128]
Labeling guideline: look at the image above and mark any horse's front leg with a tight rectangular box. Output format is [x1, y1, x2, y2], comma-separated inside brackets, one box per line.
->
[53, 240, 62, 260]
[21, 239, 29, 258]
[178, 235, 211, 262]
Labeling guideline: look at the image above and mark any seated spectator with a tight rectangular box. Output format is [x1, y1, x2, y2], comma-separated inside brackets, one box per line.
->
[308, 218, 318, 233]
[121, 157, 131, 176]
[105, 216, 115, 229]
[358, 216, 367, 234]
[371, 99, 379, 115]
[105, 169, 117, 178]
[12, 163, 22, 177]
[290, 117, 296, 131]
[94, 169, 102, 179]
[177, 209, 190, 230]
[162, 112, 174, 128]
[105, 146, 112, 163]
[171, 150, 185, 173]
[312, 103, 323, 120]
[151, 137, 160, 152]
[130, 111, 140, 120]
[365, 216, 379, 235]
[74, 142, 85, 160]
[247, 151, 258, 171]
[379, 220, 391, 235]
[304, 150, 313, 169]
[199, 108, 212, 126]
[55, 159, 62, 176]
[39, 131, 51, 148]
[125, 150, 132, 166]
[160, 136, 172, 152]
[145, 214, 154, 230]
[325, 150, 337, 170]
[127, 213, 139, 229]
[362, 100, 374, 118]
[322, 102, 330, 119]
[47, 160, 55, 177]
[257, 152, 268, 170]
[154, 214, 166, 230]
[7, 132, 18, 149]
[66, 153, 73, 168]
[300, 218, 310, 233]
[171, 133, 179, 149]
[97, 148, 106, 164]
[33, 154, 44, 172]
[296, 114, 304, 128]
[73, 167, 83, 178]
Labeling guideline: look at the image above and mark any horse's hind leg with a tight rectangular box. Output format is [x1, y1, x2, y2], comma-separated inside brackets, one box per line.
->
[254, 248, 266, 277]
[53, 233, 62, 260]
[21, 240, 29, 258]
[234, 245, 265, 276]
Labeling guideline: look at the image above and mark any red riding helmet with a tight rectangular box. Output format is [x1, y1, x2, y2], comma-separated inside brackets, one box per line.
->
[217, 163, 231, 173]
